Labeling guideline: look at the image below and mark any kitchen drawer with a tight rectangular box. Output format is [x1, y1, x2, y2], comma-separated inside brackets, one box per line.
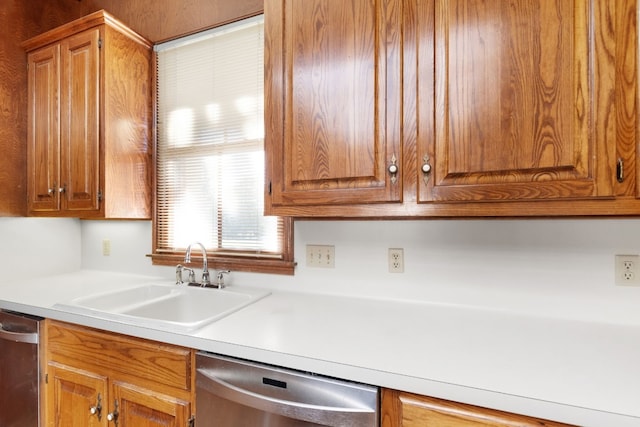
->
[46, 320, 193, 392]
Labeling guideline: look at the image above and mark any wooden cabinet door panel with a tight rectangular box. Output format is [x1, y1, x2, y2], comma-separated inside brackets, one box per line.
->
[266, 0, 403, 208]
[381, 390, 575, 427]
[47, 363, 108, 427]
[417, 0, 615, 202]
[60, 28, 101, 212]
[27, 44, 60, 213]
[112, 381, 190, 427]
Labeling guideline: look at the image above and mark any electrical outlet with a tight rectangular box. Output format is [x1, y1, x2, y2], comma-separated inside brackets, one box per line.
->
[389, 248, 404, 273]
[306, 245, 335, 268]
[615, 254, 640, 286]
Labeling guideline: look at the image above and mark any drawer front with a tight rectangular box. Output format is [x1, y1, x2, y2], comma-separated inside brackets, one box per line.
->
[46, 320, 193, 392]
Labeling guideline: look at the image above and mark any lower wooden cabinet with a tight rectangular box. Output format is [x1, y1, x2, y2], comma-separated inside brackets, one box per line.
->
[43, 320, 194, 427]
[381, 389, 575, 427]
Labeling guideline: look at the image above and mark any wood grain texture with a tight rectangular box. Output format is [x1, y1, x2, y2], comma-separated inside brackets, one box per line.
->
[265, 0, 403, 210]
[24, 10, 152, 219]
[428, 0, 606, 201]
[101, 22, 153, 218]
[381, 389, 576, 427]
[0, 0, 82, 216]
[267, 0, 639, 217]
[47, 362, 108, 427]
[615, 0, 638, 196]
[60, 28, 101, 212]
[26, 45, 60, 213]
[75, 0, 263, 43]
[45, 320, 194, 427]
[46, 320, 193, 393]
[114, 382, 191, 427]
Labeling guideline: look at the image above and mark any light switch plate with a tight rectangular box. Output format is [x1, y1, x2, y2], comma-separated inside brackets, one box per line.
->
[102, 239, 111, 256]
[306, 245, 335, 268]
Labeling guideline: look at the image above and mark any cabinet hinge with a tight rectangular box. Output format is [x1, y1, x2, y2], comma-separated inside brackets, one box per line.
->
[616, 158, 624, 183]
[268, 181, 272, 195]
[188, 415, 195, 427]
[98, 38, 103, 49]
[45, 373, 48, 384]
[98, 190, 103, 201]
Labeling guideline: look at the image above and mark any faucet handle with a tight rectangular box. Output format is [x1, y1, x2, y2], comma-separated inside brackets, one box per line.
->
[175, 265, 184, 285]
[215, 270, 230, 288]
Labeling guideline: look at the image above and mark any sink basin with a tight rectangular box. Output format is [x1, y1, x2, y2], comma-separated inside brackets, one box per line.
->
[54, 284, 269, 332]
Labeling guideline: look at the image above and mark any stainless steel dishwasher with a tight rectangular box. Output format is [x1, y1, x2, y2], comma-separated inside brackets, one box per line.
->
[196, 352, 379, 426]
[0, 310, 42, 427]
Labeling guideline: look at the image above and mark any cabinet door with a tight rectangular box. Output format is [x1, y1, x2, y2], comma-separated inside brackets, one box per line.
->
[112, 381, 191, 427]
[59, 28, 101, 213]
[27, 44, 60, 213]
[265, 0, 403, 210]
[416, 0, 615, 203]
[46, 362, 108, 427]
[381, 390, 574, 427]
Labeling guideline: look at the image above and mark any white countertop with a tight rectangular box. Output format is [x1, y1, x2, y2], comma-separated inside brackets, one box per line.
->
[1, 270, 639, 427]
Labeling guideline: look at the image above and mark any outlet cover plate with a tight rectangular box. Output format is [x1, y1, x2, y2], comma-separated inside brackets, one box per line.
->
[615, 254, 640, 286]
[389, 248, 404, 273]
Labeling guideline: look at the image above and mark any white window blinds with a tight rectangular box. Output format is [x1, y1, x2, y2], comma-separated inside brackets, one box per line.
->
[155, 15, 283, 257]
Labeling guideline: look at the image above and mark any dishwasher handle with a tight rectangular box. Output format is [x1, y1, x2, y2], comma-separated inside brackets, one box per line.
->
[0, 322, 39, 344]
[198, 368, 377, 427]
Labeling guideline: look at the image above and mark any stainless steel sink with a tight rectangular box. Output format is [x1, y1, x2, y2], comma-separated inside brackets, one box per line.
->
[54, 284, 269, 332]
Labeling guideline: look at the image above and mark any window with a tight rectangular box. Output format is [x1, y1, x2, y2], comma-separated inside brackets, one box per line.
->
[152, 15, 294, 275]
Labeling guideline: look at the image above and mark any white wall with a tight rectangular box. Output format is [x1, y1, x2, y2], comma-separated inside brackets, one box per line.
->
[0, 217, 81, 281]
[80, 219, 640, 324]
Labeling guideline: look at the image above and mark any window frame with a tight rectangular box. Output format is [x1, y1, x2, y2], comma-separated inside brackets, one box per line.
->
[149, 14, 295, 276]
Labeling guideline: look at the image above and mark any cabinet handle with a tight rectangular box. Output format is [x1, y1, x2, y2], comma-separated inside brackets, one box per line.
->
[421, 155, 432, 185]
[107, 400, 119, 426]
[89, 393, 102, 421]
[58, 185, 66, 194]
[388, 155, 399, 184]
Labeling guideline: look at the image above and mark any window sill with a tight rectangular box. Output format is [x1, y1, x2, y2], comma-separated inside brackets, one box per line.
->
[149, 253, 296, 276]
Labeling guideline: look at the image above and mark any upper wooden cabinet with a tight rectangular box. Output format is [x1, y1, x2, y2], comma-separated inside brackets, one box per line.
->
[265, 0, 639, 217]
[419, 0, 611, 202]
[23, 11, 152, 219]
[265, 0, 403, 208]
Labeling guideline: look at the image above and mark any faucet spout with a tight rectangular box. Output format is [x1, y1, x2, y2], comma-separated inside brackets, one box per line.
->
[184, 242, 211, 287]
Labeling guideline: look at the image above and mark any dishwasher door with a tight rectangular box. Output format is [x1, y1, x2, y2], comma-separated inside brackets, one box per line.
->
[0, 310, 41, 427]
[196, 352, 379, 427]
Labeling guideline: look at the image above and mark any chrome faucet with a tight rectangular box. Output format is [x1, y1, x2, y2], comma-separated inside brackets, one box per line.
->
[184, 242, 211, 287]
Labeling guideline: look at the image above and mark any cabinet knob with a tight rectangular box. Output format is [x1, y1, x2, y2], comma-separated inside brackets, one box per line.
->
[107, 399, 119, 425]
[58, 186, 66, 194]
[388, 155, 399, 184]
[421, 155, 432, 185]
[89, 393, 102, 420]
